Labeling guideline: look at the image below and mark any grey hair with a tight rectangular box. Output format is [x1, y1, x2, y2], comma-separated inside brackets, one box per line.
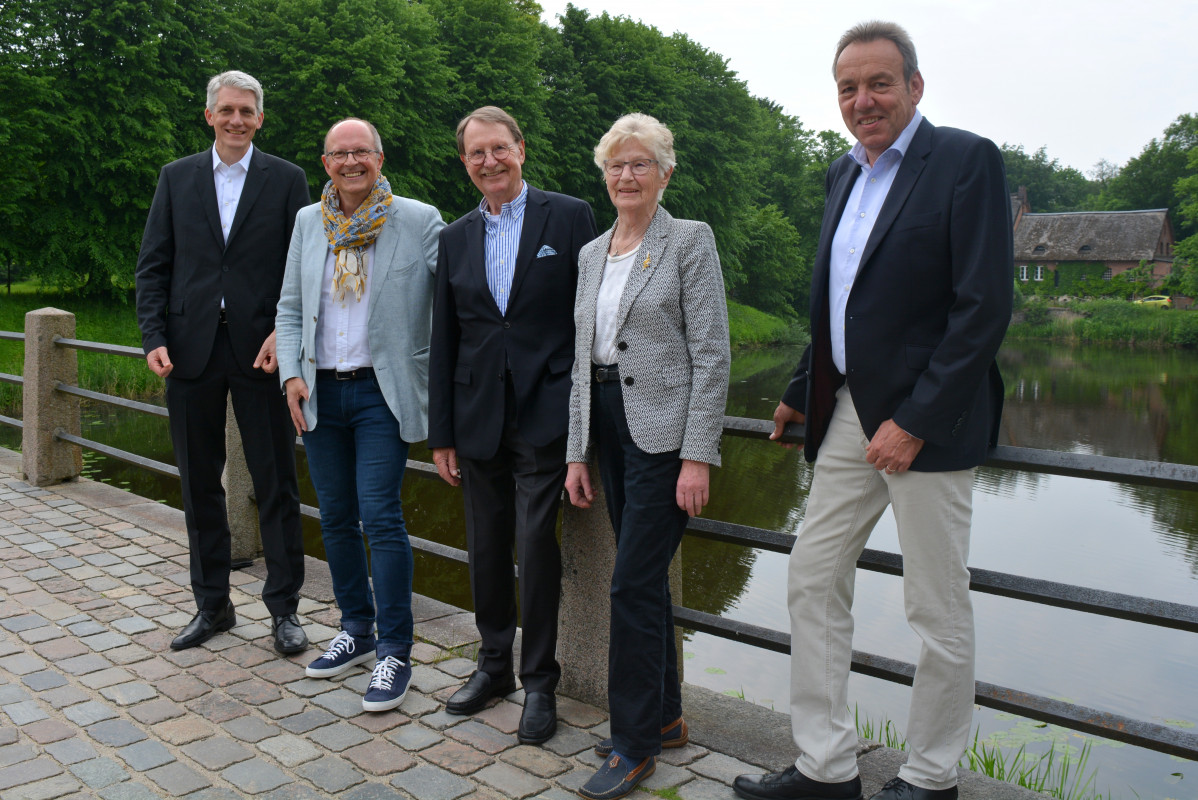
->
[833, 21, 919, 84]
[455, 106, 523, 155]
[324, 118, 384, 153]
[593, 113, 676, 184]
[206, 71, 264, 115]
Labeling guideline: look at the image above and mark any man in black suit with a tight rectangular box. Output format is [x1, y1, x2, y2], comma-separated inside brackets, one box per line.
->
[734, 22, 1013, 800]
[429, 106, 596, 744]
[135, 70, 310, 655]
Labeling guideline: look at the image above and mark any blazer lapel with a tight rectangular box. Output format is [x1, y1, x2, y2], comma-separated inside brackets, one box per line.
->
[614, 206, 672, 332]
[462, 210, 499, 317]
[302, 212, 327, 319]
[809, 157, 860, 319]
[508, 186, 549, 308]
[368, 205, 402, 319]
[195, 150, 224, 247]
[858, 118, 932, 270]
[226, 148, 268, 249]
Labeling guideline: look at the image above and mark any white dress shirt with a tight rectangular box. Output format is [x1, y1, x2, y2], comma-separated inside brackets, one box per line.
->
[212, 145, 254, 311]
[591, 249, 638, 365]
[828, 109, 923, 375]
[314, 242, 374, 371]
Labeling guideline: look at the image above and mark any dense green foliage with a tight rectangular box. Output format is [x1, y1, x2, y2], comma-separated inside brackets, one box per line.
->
[1001, 145, 1098, 212]
[1008, 298, 1198, 347]
[0, 0, 846, 325]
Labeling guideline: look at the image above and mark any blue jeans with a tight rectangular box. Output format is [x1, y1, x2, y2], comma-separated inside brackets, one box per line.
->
[302, 374, 413, 660]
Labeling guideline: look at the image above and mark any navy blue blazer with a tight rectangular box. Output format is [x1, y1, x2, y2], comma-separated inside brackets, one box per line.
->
[782, 118, 1013, 472]
[428, 185, 597, 460]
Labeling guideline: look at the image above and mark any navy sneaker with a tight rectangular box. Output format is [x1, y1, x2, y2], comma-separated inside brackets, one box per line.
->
[362, 655, 410, 712]
[305, 631, 376, 678]
[579, 753, 656, 800]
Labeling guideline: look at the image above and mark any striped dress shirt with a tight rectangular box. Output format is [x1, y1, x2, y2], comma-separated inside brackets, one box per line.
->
[481, 181, 528, 316]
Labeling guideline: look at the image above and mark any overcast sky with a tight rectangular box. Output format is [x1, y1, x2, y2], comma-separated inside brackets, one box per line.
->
[539, 0, 1197, 175]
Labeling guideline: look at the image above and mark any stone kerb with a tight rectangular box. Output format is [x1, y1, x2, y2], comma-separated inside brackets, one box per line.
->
[558, 461, 683, 708]
[21, 307, 82, 486]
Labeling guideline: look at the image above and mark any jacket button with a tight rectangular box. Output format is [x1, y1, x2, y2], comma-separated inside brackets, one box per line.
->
[503, 322, 511, 329]
[308, 358, 315, 363]
[222, 265, 229, 272]
[617, 341, 628, 351]
[312, 316, 317, 322]
[623, 376, 634, 386]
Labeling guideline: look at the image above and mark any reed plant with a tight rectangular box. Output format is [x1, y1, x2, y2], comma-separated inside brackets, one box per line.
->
[1007, 298, 1198, 348]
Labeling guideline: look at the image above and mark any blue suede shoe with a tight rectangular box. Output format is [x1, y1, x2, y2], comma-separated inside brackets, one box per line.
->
[578, 753, 656, 800]
[305, 631, 376, 678]
[362, 655, 410, 712]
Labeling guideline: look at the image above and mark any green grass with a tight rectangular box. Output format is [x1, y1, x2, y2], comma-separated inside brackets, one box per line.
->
[1008, 299, 1198, 347]
[0, 290, 161, 409]
[728, 299, 807, 348]
[853, 708, 1113, 800]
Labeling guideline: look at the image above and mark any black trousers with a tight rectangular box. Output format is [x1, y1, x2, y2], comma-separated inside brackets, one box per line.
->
[594, 379, 687, 759]
[165, 324, 304, 615]
[458, 379, 566, 694]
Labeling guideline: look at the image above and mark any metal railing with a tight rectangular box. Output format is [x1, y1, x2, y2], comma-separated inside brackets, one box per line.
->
[3, 327, 1196, 762]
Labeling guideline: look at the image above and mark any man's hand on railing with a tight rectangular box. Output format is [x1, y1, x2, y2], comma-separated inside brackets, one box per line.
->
[770, 401, 805, 450]
[284, 377, 309, 436]
[253, 329, 278, 373]
[565, 462, 593, 509]
[146, 346, 173, 378]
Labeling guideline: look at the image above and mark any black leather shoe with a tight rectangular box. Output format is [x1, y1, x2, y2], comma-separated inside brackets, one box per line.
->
[733, 765, 863, 800]
[271, 613, 309, 654]
[868, 778, 956, 800]
[517, 691, 556, 744]
[445, 670, 517, 715]
[171, 601, 236, 650]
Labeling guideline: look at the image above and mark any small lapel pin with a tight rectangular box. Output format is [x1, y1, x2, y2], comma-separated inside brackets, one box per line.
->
[642, 254, 651, 270]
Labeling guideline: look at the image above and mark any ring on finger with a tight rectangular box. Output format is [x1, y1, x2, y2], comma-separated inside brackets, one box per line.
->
[885, 466, 896, 474]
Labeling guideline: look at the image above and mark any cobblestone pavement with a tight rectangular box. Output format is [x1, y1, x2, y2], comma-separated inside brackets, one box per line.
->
[0, 448, 763, 800]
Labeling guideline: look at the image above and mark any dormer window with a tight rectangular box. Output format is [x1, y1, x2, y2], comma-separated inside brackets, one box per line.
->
[1079, 245, 1092, 254]
[1033, 245, 1046, 255]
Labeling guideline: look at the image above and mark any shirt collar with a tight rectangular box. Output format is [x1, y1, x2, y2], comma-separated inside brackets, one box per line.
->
[849, 108, 923, 170]
[479, 180, 528, 219]
[212, 143, 254, 172]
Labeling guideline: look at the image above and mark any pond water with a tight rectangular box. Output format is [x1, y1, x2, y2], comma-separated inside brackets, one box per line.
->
[2, 340, 1195, 799]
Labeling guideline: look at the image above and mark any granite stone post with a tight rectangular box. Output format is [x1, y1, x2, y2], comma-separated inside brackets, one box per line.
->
[21, 308, 81, 486]
[557, 461, 684, 708]
[223, 393, 262, 563]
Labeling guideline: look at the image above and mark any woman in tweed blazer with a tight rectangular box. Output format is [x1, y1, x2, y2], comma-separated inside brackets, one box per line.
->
[565, 113, 730, 800]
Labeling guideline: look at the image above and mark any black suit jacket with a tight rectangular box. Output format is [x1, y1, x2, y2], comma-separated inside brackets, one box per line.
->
[135, 147, 310, 380]
[428, 185, 597, 460]
[783, 118, 1013, 472]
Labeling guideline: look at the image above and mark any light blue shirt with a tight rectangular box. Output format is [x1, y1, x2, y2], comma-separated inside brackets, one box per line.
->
[828, 109, 923, 375]
[481, 181, 528, 316]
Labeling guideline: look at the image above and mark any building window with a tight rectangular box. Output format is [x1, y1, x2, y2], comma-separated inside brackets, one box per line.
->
[1033, 245, 1047, 255]
[1034, 265, 1044, 281]
[1102, 268, 1113, 281]
[1019, 265, 1028, 281]
[1079, 245, 1092, 254]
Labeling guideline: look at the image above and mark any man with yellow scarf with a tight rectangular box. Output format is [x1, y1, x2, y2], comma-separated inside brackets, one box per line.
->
[275, 117, 445, 712]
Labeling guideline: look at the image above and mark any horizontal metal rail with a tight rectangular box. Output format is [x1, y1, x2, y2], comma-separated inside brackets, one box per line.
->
[0, 414, 20, 430]
[55, 383, 168, 418]
[0, 372, 21, 386]
[673, 606, 1198, 761]
[0, 332, 23, 342]
[686, 517, 1198, 632]
[54, 430, 179, 478]
[53, 337, 145, 358]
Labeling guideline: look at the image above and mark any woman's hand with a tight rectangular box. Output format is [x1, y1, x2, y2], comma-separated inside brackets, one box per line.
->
[676, 459, 710, 517]
[565, 462, 594, 509]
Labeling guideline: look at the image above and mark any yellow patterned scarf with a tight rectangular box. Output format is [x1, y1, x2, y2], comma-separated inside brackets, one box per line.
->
[321, 175, 393, 301]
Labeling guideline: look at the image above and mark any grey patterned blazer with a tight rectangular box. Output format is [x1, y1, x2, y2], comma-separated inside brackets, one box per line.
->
[566, 206, 730, 466]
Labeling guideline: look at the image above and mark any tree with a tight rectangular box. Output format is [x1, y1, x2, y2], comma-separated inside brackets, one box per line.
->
[1000, 144, 1098, 212]
[1095, 113, 1198, 239]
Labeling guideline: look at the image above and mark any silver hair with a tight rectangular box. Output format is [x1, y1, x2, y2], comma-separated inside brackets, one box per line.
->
[206, 71, 264, 115]
[833, 21, 919, 84]
[593, 113, 675, 201]
[324, 118, 384, 154]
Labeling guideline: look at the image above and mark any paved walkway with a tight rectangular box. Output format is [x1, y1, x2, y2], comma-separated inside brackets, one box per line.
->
[0, 445, 1036, 800]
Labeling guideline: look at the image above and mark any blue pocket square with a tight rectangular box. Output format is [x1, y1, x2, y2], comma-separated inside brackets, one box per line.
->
[536, 244, 558, 258]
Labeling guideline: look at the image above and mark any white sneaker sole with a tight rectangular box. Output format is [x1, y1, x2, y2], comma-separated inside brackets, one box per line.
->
[305, 649, 376, 678]
[362, 685, 408, 712]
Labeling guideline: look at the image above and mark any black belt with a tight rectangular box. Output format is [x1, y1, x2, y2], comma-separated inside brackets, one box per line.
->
[316, 366, 375, 381]
[593, 363, 620, 383]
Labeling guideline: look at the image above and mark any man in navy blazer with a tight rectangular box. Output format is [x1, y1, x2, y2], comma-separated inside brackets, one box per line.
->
[735, 22, 1012, 800]
[429, 106, 596, 744]
[135, 71, 309, 656]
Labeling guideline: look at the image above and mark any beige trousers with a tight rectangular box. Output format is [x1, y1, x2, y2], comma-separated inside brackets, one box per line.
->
[788, 386, 975, 791]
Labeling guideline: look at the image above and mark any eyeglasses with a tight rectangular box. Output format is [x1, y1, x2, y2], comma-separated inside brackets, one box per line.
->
[463, 144, 519, 165]
[324, 149, 380, 164]
[603, 159, 659, 177]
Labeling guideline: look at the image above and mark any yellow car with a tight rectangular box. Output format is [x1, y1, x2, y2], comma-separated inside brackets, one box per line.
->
[1135, 295, 1173, 309]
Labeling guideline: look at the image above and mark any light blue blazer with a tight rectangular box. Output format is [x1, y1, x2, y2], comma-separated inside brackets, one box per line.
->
[276, 196, 445, 441]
